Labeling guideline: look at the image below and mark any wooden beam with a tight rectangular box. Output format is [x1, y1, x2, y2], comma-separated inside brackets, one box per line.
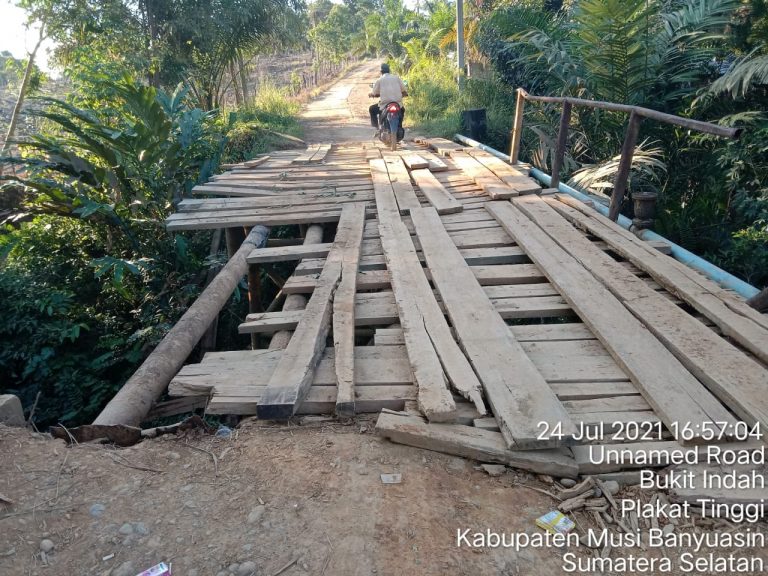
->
[256, 204, 364, 419]
[487, 200, 737, 443]
[409, 207, 576, 449]
[410, 169, 462, 214]
[333, 204, 366, 417]
[246, 242, 332, 264]
[513, 196, 768, 430]
[373, 158, 486, 419]
[375, 411, 579, 478]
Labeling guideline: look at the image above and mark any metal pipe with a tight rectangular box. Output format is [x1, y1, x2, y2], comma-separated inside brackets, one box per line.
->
[453, 133, 759, 299]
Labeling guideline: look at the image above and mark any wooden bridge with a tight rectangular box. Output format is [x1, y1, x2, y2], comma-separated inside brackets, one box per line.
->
[142, 137, 768, 478]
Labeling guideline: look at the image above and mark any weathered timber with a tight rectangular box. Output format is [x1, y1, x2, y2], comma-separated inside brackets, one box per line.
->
[93, 225, 270, 426]
[375, 411, 579, 478]
[488, 200, 737, 443]
[410, 169, 463, 214]
[409, 206, 576, 449]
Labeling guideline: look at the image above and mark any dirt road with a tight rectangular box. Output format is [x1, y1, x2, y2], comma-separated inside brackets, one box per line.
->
[301, 61, 392, 144]
[1, 420, 562, 576]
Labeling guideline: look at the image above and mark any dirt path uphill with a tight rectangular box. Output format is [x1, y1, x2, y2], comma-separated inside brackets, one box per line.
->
[301, 61, 384, 144]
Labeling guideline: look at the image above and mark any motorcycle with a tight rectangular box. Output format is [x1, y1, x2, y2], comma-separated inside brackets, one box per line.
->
[377, 101, 405, 151]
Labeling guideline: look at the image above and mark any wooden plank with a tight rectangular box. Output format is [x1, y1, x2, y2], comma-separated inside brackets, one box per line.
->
[487, 200, 737, 443]
[165, 208, 350, 231]
[381, 155, 421, 214]
[409, 207, 577, 449]
[467, 150, 541, 194]
[375, 411, 579, 478]
[402, 154, 429, 170]
[419, 151, 449, 172]
[309, 143, 332, 164]
[246, 242, 332, 264]
[450, 152, 518, 200]
[209, 385, 416, 415]
[422, 138, 465, 156]
[373, 158, 485, 418]
[255, 204, 364, 419]
[410, 169, 462, 214]
[179, 193, 373, 212]
[552, 194, 768, 363]
[333, 203, 366, 417]
[292, 144, 320, 164]
[513, 196, 768, 432]
[377, 323, 596, 346]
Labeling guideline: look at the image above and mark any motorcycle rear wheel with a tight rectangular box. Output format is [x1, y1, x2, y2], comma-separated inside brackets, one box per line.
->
[389, 130, 397, 151]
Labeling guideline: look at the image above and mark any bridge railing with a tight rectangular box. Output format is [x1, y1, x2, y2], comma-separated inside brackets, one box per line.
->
[508, 88, 742, 223]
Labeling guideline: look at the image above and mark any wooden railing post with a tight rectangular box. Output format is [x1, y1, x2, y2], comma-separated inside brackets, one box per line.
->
[550, 100, 572, 189]
[608, 111, 643, 221]
[510, 89, 526, 164]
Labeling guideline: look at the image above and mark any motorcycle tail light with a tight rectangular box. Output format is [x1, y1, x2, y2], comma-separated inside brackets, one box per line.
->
[388, 104, 399, 113]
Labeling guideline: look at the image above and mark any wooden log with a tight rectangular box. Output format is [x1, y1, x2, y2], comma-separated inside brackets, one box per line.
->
[375, 411, 579, 478]
[93, 225, 270, 426]
[409, 207, 576, 449]
[269, 225, 324, 350]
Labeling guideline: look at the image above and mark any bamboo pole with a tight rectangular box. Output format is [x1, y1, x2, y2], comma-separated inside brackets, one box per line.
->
[93, 225, 270, 426]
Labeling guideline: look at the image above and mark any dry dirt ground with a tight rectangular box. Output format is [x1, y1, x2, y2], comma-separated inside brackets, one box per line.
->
[1, 420, 565, 576]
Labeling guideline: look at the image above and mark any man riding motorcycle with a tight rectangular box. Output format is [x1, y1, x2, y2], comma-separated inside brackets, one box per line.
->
[368, 62, 407, 137]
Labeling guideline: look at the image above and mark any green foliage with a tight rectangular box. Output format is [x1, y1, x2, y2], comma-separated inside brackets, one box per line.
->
[0, 74, 255, 426]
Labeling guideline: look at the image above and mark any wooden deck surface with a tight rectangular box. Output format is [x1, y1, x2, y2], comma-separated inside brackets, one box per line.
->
[164, 138, 768, 477]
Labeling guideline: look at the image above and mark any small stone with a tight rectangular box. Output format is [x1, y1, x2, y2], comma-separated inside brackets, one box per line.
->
[560, 478, 577, 488]
[237, 561, 258, 576]
[133, 522, 149, 536]
[537, 474, 554, 485]
[447, 458, 466, 472]
[181, 484, 194, 492]
[118, 523, 134, 536]
[593, 487, 603, 498]
[166, 452, 181, 460]
[602, 480, 620, 496]
[228, 563, 240, 573]
[89, 503, 106, 518]
[480, 464, 506, 477]
[111, 561, 134, 576]
[0, 394, 24, 426]
[39, 540, 54, 553]
[242, 544, 253, 552]
[247, 505, 265, 524]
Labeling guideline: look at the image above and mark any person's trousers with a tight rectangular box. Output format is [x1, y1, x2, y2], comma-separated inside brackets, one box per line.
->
[369, 104, 405, 128]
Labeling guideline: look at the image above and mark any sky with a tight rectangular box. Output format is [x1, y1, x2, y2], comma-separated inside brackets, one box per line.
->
[0, 1, 56, 73]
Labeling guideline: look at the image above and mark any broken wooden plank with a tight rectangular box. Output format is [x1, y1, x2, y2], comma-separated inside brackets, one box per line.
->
[487, 200, 737, 443]
[375, 411, 579, 478]
[292, 144, 321, 164]
[373, 158, 485, 418]
[255, 204, 364, 419]
[410, 169, 462, 214]
[333, 204, 366, 417]
[409, 206, 577, 449]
